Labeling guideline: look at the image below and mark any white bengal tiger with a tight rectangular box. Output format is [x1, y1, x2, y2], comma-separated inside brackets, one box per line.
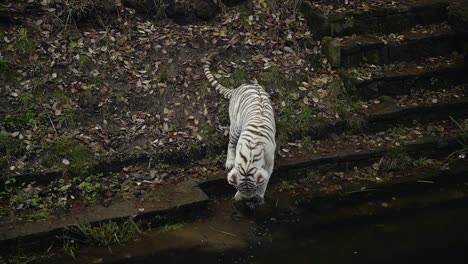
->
[203, 55, 276, 210]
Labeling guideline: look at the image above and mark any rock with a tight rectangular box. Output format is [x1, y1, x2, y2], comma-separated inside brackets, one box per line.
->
[447, 1, 468, 62]
[222, 0, 247, 7]
[123, 0, 155, 14]
[78, 90, 99, 110]
[321, 36, 341, 67]
[193, 0, 219, 20]
[166, 0, 219, 24]
[301, 1, 330, 39]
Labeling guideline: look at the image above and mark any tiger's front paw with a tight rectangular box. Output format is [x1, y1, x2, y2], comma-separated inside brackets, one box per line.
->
[226, 159, 235, 171]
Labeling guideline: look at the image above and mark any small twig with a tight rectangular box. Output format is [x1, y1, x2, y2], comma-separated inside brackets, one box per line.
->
[345, 188, 380, 195]
[40, 103, 58, 135]
[416, 180, 434, 184]
[209, 226, 236, 237]
[148, 157, 152, 169]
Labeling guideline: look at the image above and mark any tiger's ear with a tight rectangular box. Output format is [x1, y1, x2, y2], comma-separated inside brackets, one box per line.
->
[256, 174, 265, 184]
[227, 169, 238, 186]
[256, 168, 269, 184]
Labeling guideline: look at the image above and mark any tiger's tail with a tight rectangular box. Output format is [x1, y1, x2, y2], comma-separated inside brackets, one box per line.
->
[203, 54, 233, 99]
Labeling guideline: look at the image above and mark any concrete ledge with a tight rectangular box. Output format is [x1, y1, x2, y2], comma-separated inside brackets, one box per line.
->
[0, 180, 209, 252]
[200, 136, 461, 194]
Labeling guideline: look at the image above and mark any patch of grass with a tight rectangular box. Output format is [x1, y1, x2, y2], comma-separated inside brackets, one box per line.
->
[275, 181, 295, 192]
[62, 238, 77, 259]
[331, 101, 365, 131]
[14, 28, 35, 55]
[380, 146, 413, 171]
[0, 58, 14, 81]
[72, 217, 142, 250]
[300, 136, 315, 151]
[32, 78, 47, 94]
[300, 169, 318, 183]
[197, 80, 211, 98]
[0, 111, 48, 156]
[158, 223, 183, 233]
[277, 104, 331, 146]
[154, 0, 169, 18]
[53, 89, 71, 104]
[227, 67, 248, 87]
[18, 92, 34, 108]
[0, 131, 12, 151]
[78, 54, 90, 69]
[157, 67, 169, 83]
[265, 0, 279, 13]
[0, 254, 54, 264]
[260, 66, 281, 88]
[239, 2, 253, 28]
[89, 75, 101, 85]
[58, 111, 76, 128]
[352, 166, 379, 180]
[0, 156, 8, 171]
[449, 117, 468, 158]
[2, 178, 64, 220]
[75, 173, 103, 200]
[328, 79, 365, 132]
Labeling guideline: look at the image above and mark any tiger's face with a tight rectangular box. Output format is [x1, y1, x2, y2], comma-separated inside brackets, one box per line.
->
[227, 165, 270, 210]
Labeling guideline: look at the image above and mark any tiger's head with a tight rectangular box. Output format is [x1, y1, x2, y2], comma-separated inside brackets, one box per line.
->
[227, 144, 270, 211]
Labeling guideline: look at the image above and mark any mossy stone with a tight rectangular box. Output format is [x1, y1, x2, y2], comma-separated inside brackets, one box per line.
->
[448, 2, 468, 36]
[301, 1, 330, 38]
[331, 16, 355, 36]
[321, 36, 341, 68]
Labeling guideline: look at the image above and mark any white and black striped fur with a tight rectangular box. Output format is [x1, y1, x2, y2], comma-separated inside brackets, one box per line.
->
[203, 55, 276, 209]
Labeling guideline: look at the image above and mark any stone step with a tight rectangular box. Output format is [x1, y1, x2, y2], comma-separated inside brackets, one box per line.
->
[200, 130, 462, 195]
[291, 159, 468, 227]
[295, 159, 468, 210]
[301, 0, 450, 38]
[342, 56, 467, 100]
[323, 23, 459, 68]
[0, 181, 209, 253]
[302, 96, 468, 140]
[363, 98, 468, 132]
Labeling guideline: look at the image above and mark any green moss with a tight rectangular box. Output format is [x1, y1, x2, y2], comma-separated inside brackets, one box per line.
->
[0, 58, 14, 81]
[300, 1, 330, 38]
[321, 36, 341, 67]
[330, 16, 355, 36]
[158, 223, 184, 232]
[43, 138, 94, 175]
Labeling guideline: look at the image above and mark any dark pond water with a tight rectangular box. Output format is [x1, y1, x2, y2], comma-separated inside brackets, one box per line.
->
[74, 186, 468, 264]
